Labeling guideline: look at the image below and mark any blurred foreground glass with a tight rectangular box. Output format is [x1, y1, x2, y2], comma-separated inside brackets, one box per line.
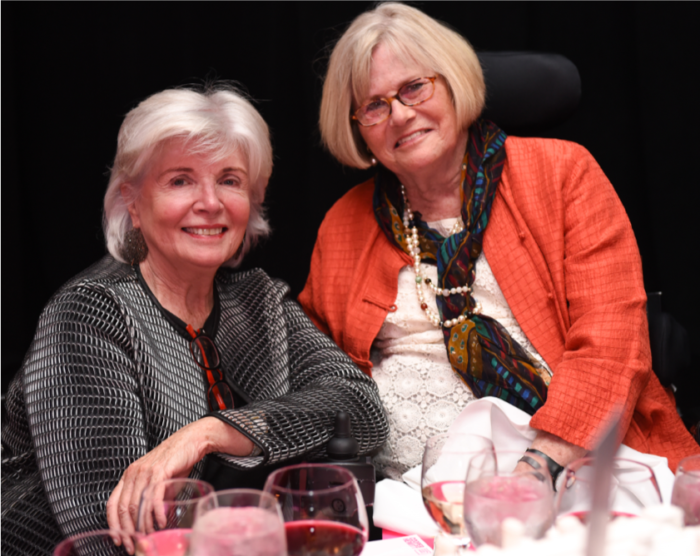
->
[54, 530, 144, 556]
[191, 489, 286, 556]
[463, 449, 555, 547]
[264, 463, 368, 556]
[421, 433, 494, 554]
[671, 454, 700, 526]
[556, 457, 662, 522]
[136, 478, 214, 556]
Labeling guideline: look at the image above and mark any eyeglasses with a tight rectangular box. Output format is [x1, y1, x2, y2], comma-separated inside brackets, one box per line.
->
[352, 76, 437, 127]
[186, 324, 234, 411]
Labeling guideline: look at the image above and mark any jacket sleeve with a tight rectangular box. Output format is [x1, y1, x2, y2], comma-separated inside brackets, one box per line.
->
[528, 143, 653, 450]
[20, 283, 147, 537]
[213, 291, 389, 468]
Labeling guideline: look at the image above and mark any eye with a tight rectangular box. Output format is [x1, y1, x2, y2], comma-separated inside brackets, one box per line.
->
[400, 81, 425, 100]
[364, 100, 386, 113]
[171, 176, 191, 187]
[221, 175, 243, 188]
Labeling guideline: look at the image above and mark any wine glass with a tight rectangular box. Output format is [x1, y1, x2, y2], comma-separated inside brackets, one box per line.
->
[671, 454, 700, 525]
[136, 478, 214, 556]
[263, 463, 368, 556]
[556, 457, 662, 522]
[420, 433, 494, 553]
[190, 489, 287, 556]
[53, 530, 145, 556]
[463, 449, 555, 548]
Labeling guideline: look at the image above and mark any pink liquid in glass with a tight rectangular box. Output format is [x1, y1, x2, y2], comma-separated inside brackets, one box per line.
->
[463, 475, 553, 547]
[568, 511, 637, 524]
[284, 520, 365, 556]
[671, 474, 700, 526]
[138, 529, 190, 556]
[190, 507, 286, 556]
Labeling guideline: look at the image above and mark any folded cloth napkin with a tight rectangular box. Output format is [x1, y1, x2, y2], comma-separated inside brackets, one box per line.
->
[373, 397, 675, 537]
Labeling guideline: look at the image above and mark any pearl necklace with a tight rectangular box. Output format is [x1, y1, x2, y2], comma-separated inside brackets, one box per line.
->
[400, 184, 482, 328]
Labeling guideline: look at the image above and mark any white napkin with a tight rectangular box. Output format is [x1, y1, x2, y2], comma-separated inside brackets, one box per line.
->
[372, 397, 675, 537]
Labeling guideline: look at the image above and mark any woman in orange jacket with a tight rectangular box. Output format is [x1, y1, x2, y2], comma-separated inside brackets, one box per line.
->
[298, 3, 698, 482]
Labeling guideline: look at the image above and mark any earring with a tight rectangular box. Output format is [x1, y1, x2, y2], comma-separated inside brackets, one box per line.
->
[371, 157, 378, 166]
[121, 228, 148, 265]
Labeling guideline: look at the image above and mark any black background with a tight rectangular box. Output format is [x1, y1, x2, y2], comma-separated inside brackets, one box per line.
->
[3, 3, 698, 415]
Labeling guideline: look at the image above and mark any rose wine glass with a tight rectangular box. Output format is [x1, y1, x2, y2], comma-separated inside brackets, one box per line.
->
[463, 449, 555, 547]
[54, 530, 144, 556]
[420, 433, 494, 553]
[263, 463, 368, 556]
[671, 454, 700, 526]
[136, 478, 214, 556]
[191, 489, 287, 556]
[556, 457, 662, 522]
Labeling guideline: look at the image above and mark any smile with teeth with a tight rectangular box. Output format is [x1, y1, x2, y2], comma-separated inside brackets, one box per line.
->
[396, 129, 428, 147]
[183, 227, 225, 236]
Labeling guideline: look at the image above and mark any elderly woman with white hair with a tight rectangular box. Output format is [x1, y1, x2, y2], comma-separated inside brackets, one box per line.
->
[299, 1, 698, 487]
[1, 84, 388, 555]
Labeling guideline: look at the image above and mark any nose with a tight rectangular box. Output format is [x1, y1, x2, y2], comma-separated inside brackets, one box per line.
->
[388, 98, 415, 127]
[195, 181, 223, 213]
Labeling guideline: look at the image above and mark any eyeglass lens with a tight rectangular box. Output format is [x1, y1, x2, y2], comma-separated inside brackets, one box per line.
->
[191, 335, 221, 370]
[356, 77, 435, 125]
[208, 381, 235, 411]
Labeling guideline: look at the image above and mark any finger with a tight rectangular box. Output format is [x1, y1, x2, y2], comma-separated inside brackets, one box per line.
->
[152, 480, 169, 530]
[106, 480, 125, 535]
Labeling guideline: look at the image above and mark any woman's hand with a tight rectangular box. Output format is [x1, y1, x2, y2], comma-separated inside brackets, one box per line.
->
[106, 417, 253, 552]
[514, 430, 587, 485]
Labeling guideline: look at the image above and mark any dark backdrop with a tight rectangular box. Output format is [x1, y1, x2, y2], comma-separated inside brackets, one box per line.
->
[4, 2, 698, 415]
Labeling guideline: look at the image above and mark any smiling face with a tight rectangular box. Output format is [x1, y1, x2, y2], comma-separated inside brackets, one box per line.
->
[125, 137, 250, 276]
[356, 42, 466, 183]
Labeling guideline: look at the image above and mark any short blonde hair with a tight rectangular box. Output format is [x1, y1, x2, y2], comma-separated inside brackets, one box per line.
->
[103, 84, 273, 267]
[320, 2, 485, 169]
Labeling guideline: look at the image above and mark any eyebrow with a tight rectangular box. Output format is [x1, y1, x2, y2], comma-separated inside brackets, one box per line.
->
[157, 166, 248, 180]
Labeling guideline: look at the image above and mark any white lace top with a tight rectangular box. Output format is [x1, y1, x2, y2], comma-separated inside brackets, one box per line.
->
[371, 218, 551, 479]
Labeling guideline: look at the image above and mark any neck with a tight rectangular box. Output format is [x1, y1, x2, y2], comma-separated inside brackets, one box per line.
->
[396, 130, 468, 222]
[139, 257, 216, 330]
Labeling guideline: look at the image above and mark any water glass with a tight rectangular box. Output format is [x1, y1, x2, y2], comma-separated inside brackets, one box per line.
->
[191, 489, 286, 556]
[671, 454, 700, 525]
[136, 478, 214, 556]
[463, 449, 555, 547]
[556, 457, 662, 521]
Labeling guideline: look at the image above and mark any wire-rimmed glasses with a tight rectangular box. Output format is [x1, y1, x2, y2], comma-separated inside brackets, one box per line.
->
[186, 324, 234, 411]
[351, 76, 437, 126]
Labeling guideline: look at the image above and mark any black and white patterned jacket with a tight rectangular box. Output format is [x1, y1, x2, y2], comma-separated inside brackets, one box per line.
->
[1, 256, 388, 555]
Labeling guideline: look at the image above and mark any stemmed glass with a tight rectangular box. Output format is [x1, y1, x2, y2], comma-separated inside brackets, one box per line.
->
[556, 457, 662, 521]
[53, 530, 144, 556]
[263, 463, 368, 556]
[671, 454, 700, 526]
[463, 449, 555, 548]
[136, 478, 214, 556]
[420, 433, 494, 554]
[191, 489, 287, 556]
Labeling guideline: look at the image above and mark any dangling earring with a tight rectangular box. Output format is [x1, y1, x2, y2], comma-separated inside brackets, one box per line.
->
[121, 228, 148, 265]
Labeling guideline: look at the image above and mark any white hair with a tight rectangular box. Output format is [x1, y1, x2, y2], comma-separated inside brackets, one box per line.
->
[103, 84, 273, 267]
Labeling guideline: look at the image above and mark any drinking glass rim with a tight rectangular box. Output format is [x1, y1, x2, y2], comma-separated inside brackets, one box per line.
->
[426, 432, 493, 453]
[564, 456, 656, 484]
[264, 463, 357, 495]
[677, 454, 700, 476]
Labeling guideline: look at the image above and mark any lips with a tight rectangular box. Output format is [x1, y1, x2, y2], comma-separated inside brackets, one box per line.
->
[395, 129, 429, 148]
[183, 227, 226, 236]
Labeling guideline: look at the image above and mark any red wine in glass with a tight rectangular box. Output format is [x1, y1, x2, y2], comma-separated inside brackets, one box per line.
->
[284, 521, 365, 556]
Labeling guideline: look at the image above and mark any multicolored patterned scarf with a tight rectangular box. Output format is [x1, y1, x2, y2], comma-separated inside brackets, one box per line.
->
[373, 119, 551, 415]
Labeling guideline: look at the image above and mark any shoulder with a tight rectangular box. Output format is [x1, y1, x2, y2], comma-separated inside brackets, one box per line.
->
[504, 136, 598, 177]
[321, 179, 375, 228]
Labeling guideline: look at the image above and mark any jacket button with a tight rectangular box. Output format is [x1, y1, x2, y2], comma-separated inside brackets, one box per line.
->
[389, 304, 397, 312]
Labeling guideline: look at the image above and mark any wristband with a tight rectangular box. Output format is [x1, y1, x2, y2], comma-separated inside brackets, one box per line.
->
[519, 448, 565, 491]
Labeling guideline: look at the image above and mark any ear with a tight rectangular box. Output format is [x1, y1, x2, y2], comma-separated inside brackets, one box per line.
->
[120, 183, 141, 229]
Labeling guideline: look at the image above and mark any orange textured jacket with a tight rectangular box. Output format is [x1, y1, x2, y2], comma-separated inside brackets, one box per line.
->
[299, 136, 699, 471]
